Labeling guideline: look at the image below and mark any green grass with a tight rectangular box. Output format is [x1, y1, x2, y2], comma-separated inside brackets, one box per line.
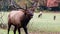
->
[28, 13, 60, 32]
[0, 28, 25, 34]
[0, 12, 60, 34]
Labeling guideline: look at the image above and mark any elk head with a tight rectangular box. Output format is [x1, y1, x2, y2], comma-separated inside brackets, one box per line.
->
[24, 0, 38, 18]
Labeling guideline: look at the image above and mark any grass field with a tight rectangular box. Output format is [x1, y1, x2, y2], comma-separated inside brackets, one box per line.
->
[0, 12, 60, 34]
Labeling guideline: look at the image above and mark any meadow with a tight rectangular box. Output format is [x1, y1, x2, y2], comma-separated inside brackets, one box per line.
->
[0, 12, 60, 34]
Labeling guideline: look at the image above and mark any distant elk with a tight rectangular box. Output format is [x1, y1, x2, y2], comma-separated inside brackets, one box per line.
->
[38, 11, 42, 18]
[54, 15, 56, 20]
[7, 0, 38, 34]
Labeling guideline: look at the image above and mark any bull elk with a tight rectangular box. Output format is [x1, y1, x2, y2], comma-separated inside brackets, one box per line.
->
[8, 0, 38, 34]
